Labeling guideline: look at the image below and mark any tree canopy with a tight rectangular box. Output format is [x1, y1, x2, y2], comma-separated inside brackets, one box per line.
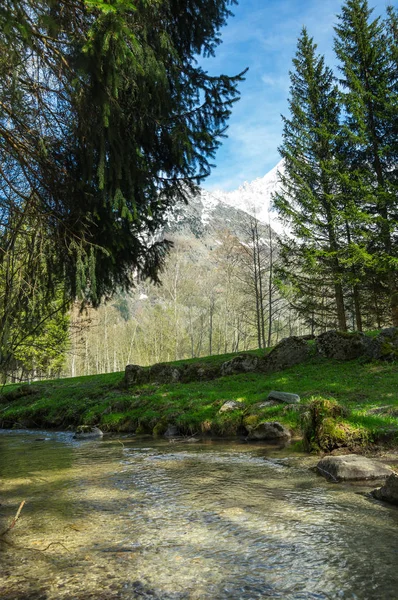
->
[274, 1, 398, 332]
[0, 0, 245, 302]
[0, 0, 244, 376]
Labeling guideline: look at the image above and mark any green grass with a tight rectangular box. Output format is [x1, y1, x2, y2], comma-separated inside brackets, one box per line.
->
[1, 349, 398, 449]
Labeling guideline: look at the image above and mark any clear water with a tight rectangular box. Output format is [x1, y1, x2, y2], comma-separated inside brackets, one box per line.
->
[0, 430, 397, 599]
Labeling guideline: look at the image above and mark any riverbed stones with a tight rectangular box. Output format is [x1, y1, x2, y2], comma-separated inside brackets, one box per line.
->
[221, 354, 258, 376]
[371, 472, 398, 505]
[246, 421, 291, 441]
[267, 390, 300, 404]
[73, 426, 103, 440]
[316, 454, 392, 482]
[261, 336, 310, 373]
[219, 400, 245, 413]
[316, 331, 370, 361]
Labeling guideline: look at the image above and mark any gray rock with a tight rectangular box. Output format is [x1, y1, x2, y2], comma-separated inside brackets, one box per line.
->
[219, 400, 245, 413]
[256, 401, 279, 409]
[247, 421, 291, 441]
[125, 364, 148, 386]
[221, 354, 259, 376]
[316, 331, 370, 360]
[164, 425, 180, 438]
[267, 390, 300, 404]
[371, 472, 398, 505]
[316, 454, 392, 482]
[74, 426, 103, 440]
[262, 337, 310, 373]
[183, 364, 219, 382]
[150, 364, 182, 383]
[366, 327, 398, 361]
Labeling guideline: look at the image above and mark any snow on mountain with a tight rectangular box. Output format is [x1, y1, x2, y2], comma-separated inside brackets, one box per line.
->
[163, 161, 285, 249]
[201, 160, 284, 234]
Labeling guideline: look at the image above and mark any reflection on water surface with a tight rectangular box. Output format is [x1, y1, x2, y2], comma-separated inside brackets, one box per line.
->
[0, 430, 397, 599]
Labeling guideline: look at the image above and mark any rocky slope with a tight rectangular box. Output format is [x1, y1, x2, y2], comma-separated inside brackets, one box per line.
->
[163, 161, 284, 247]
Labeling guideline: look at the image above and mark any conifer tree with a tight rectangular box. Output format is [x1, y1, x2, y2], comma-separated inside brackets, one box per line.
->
[0, 0, 244, 377]
[274, 28, 349, 331]
[334, 0, 398, 325]
[0, 0, 245, 303]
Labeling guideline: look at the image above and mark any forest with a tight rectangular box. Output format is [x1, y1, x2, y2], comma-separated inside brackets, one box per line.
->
[1, 3, 398, 599]
[0, 0, 397, 382]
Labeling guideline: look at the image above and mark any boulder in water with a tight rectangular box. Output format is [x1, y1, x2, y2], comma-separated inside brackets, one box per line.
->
[316, 454, 392, 482]
[371, 472, 398, 505]
[164, 425, 180, 438]
[73, 426, 103, 440]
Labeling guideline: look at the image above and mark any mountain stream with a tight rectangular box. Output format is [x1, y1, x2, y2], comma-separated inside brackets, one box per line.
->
[0, 431, 397, 599]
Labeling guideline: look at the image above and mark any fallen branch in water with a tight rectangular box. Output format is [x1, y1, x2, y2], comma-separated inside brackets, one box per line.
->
[1, 500, 26, 537]
[0, 501, 71, 554]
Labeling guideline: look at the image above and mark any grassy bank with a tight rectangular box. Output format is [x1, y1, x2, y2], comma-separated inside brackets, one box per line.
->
[1, 347, 398, 451]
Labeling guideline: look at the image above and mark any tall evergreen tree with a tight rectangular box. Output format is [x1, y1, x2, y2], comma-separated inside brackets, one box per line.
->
[0, 0, 245, 376]
[274, 28, 349, 331]
[334, 0, 398, 325]
[0, 0, 245, 302]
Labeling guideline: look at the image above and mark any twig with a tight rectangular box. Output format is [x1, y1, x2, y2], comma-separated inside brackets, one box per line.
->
[38, 541, 71, 553]
[1, 500, 26, 536]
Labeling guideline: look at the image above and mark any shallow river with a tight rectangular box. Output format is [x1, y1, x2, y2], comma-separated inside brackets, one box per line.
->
[0, 431, 397, 600]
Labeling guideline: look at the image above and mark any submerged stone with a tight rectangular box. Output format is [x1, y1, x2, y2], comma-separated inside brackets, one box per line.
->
[316, 454, 392, 482]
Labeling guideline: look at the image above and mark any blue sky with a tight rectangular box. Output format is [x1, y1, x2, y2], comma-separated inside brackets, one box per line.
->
[200, 0, 392, 191]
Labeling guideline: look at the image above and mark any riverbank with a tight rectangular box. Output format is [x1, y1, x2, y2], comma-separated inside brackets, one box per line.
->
[1, 341, 398, 451]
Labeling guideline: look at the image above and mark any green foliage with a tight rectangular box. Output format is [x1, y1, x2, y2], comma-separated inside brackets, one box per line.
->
[0, 0, 245, 377]
[274, 28, 350, 332]
[0, 0, 245, 304]
[334, 0, 398, 324]
[276, 1, 398, 332]
[1, 341, 398, 452]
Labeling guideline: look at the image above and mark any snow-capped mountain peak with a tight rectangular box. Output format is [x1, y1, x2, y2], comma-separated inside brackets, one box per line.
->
[201, 160, 284, 234]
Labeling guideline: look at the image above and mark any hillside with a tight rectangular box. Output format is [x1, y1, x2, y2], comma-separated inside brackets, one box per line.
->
[1, 340, 398, 453]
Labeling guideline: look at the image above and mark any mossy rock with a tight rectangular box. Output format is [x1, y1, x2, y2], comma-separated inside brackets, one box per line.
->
[367, 328, 398, 361]
[316, 330, 370, 360]
[301, 397, 357, 452]
[243, 414, 260, 429]
[152, 420, 168, 437]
